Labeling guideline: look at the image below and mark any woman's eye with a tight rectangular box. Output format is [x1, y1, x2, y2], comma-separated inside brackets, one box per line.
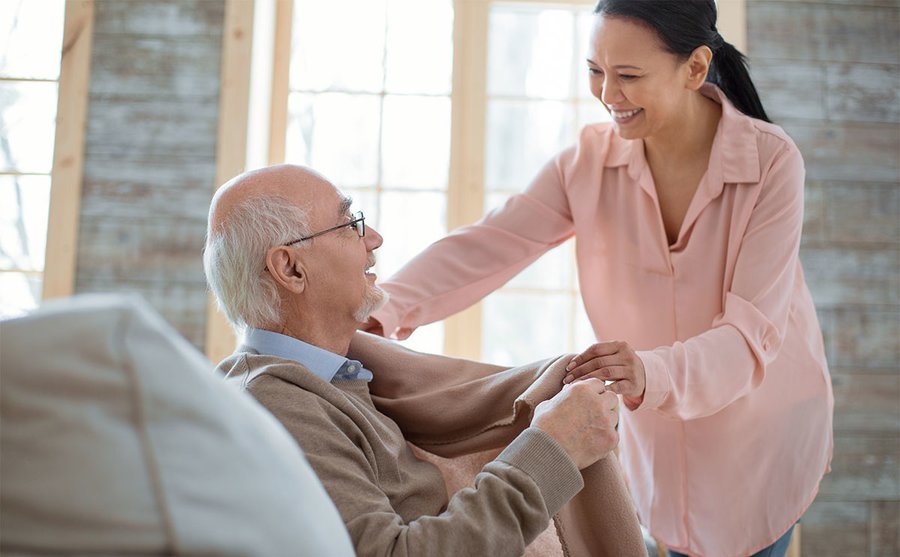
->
[619, 74, 637, 81]
[588, 67, 602, 76]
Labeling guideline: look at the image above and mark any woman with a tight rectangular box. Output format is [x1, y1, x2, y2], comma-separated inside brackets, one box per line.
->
[367, 1, 833, 556]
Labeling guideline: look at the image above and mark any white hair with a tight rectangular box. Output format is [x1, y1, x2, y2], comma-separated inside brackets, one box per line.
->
[203, 196, 310, 334]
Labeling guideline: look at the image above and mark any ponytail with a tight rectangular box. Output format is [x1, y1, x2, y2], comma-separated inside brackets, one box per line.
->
[594, 0, 772, 123]
[707, 40, 771, 123]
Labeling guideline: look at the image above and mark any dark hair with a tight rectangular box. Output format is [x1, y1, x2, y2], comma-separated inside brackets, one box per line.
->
[593, 0, 771, 123]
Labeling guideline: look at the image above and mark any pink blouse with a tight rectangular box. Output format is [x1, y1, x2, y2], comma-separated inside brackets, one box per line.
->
[372, 85, 833, 557]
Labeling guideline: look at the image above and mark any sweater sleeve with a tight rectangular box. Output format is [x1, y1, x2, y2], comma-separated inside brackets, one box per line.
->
[258, 387, 583, 557]
[634, 140, 806, 420]
[372, 152, 576, 339]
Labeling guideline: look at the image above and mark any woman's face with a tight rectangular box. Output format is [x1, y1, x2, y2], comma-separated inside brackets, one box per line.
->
[587, 15, 693, 140]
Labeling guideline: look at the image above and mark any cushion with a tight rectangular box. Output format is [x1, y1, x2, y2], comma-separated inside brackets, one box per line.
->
[0, 294, 353, 556]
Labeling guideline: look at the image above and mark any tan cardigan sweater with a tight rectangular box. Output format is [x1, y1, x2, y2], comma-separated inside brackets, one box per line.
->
[219, 332, 644, 556]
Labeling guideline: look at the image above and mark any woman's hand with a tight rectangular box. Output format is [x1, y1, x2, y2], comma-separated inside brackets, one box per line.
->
[565, 341, 646, 405]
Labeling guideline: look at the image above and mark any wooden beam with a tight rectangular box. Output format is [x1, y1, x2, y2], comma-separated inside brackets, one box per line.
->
[43, 0, 95, 300]
[442, 0, 490, 360]
[717, 0, 747, 53]
[268, 0, 293, 165]
[205, 0, 255, 363]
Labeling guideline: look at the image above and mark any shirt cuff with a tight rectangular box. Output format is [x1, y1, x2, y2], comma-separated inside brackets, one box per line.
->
[370, 303, 402, 340]
[496, 427, 584, 516]
[632, 350, 670, 411]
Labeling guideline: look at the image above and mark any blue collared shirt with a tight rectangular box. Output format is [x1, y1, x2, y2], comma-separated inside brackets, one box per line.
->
[243, 328, 373, 383]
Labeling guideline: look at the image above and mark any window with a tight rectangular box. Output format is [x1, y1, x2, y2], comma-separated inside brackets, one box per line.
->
[481, 4, 608, 365]
[0, 0, 66, 318]
[267, 0, 742, 364]
[273, 0, 600, 362]
[277, 0, 455, 354]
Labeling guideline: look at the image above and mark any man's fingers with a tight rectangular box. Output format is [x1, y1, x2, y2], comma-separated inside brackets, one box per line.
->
[575, 377, 608, 393]
[605, 380, 633, 397]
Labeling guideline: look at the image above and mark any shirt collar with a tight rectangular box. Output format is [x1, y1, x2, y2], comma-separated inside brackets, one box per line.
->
[243, 328, 371, 383]
[605, 83, 761, 189]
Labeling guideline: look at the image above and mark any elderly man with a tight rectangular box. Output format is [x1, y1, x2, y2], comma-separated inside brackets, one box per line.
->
[203, 164, 635, 556]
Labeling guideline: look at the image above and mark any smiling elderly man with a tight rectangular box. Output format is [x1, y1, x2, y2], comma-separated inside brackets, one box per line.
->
[202, 164, 642, 556]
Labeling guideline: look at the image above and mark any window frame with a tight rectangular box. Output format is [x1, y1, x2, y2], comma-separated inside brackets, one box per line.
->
[41, 0, 94, 302]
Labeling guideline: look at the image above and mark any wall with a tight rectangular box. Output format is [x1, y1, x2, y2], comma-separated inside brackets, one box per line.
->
[748, 1, 900, 555]
[75, 0, 224, 348]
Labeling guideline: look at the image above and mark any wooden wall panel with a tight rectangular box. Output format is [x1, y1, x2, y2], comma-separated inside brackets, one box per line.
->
[819, 308, 900, 369]
[748, 1, 900, 555]
[825, 63, 900, 123]
[779, 122, 899, 183]
[89, 36, 221, 99]
[819, 435, 900, 500]
[802, 501, 870, 556]
[91, 0, 224, 36]
[75, 0, 226, 350]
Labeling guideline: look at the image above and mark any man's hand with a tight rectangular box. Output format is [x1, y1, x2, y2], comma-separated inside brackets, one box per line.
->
[531, 378, 619, 469]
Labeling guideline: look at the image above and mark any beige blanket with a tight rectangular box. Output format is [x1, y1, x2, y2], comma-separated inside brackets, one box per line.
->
[349, 332, 646, 557]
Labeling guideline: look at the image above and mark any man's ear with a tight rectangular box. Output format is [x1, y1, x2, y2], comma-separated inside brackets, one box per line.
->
[685, 45, 713, 90]
[265, 246, 308, 294]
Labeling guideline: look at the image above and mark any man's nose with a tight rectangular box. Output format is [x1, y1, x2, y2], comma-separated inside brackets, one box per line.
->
[365, 226, 383, 250]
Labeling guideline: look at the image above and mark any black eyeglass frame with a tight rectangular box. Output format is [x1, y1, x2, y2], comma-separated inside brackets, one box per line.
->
[283, 211, 365, 246]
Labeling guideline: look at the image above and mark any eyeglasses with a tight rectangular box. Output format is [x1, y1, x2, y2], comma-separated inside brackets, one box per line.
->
[284, 211, 365, 246]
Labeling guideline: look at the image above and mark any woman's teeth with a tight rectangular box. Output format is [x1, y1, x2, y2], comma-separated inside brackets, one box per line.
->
[612, 108, 642, 119]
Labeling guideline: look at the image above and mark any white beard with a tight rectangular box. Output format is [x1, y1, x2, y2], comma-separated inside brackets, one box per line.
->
[354, 284, 388, 323]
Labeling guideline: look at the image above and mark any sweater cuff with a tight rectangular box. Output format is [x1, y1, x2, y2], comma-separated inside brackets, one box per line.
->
[633, 350, 669, 411]
[496, 427, 583, 516]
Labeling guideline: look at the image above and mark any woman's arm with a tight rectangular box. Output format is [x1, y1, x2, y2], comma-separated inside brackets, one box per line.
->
[372, 152, 577, 339]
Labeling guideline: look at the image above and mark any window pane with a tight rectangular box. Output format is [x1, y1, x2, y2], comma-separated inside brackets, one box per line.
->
[0, 0, 65, 80]
[482, 292, 569, 366]
[487, 7, 573, 100]
[485, 99, 572, 191]
[577, 99, 611, 128]
[382, 95, 450, 190]
[291, 0, 386, 93]
[397, 320, 444, 355]
[0, 271, 41, 319]
[285, 92, 380, 187]
[573, 300, 595, 350]
[576, 10, 597, 101]
[342, 187, 379, 228]
[376, 190, 446, 279]
[0, 81, 58, 173]
[0, 175, 50, 272]
[384, 0, 452, 95]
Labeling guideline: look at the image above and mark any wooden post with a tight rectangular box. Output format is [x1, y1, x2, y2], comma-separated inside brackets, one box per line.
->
[267, 0, 293, 165]
[717, 0, 747, 52]
[205, 0, 255, 363]
[43, 0, 95, 300]
[442, 0, 490, 360]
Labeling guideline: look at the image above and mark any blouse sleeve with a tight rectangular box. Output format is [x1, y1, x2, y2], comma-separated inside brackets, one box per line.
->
[634, 140, 807, 420]
[372, 151, 577, 339]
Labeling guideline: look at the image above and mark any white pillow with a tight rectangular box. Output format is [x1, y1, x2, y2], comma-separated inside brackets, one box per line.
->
[0, 294, 353, 557]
